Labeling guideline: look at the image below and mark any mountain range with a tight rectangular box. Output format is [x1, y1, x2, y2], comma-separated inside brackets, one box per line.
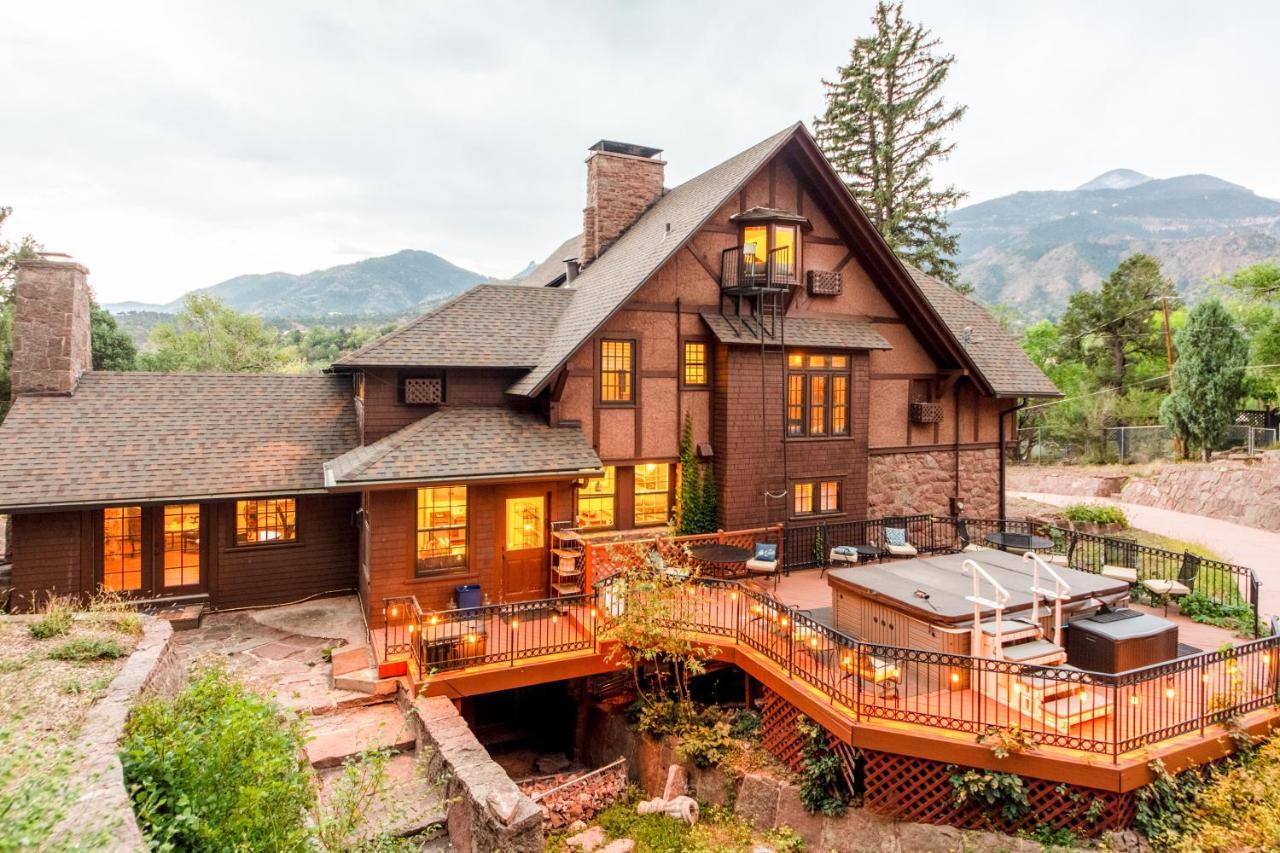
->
[105, 168, 1280, 328]
[104, 249, 491, 319]
[950, 169, 1280, 318]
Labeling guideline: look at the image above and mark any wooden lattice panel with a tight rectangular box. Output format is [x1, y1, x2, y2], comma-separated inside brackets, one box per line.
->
[759, 688, 857, 792]
[862, 749, 1136, 838]
[404, 377, 443, 405]
[807, 269, 842, 295]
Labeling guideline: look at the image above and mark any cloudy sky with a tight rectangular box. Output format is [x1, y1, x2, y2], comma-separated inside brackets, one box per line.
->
[3, 0, 1278, 304]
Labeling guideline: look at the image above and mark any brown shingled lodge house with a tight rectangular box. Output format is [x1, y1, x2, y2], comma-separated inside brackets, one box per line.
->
[0, 122, 1059, 620]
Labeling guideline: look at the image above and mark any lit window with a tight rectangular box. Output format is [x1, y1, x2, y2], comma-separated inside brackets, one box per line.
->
[740, 223, 799, 282]
[577, 466, 616, 529]
[103, 506, 143, 592]
[417, 486, 467, 576]
[820, 481, 841, 513]
[682, 341, 708, 386]
[162, 503, 201, 588]
[743, 224, 768, 266]
[600, 340, 634, 403]
[235, 499, 296, 545]
[634, 463, 671, 526]
[793, 483, 813, 515]
[786, 350, 851, 438]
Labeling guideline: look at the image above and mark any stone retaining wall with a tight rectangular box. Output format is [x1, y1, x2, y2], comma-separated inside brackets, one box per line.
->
[1009, 453, 1280, 532]
[402, 692, 544, 852]
[868, 447, 1001, 518]
[59, 616, 185, 852]
[583, 702, 1039, 853]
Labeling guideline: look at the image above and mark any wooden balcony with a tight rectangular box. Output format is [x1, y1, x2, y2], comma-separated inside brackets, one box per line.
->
[720, 245, 798, 294]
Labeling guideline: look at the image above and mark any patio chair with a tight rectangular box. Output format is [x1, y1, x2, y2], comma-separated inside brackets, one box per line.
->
[878, 524, 918, 558]
[829, 545, 860, 573]
[1142, 553, 1198, 616]
[745, 542, 780, 589]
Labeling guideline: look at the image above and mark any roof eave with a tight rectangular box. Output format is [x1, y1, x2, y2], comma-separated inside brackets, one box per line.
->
[326, 465, 605, 492]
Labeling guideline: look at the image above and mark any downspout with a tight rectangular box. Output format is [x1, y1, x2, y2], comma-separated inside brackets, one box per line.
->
[998, 398, 1030, 519]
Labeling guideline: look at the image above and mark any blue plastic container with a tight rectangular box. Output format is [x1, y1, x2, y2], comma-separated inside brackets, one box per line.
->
[456, 584, 482, 609]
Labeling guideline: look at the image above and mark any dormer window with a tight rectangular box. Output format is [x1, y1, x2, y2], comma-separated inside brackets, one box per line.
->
[722, 208, 808, 291]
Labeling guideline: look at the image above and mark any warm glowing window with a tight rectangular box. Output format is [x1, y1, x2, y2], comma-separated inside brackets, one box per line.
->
[417, 486, 467, 576]
[793, 481, 841, 516]
[505, 496, 544, 551]
[162, 503, 201, 588]
[634, 463, 671, 526]
[786, 350, 851, 438]
[793, 483, 813, 515]
[236, 499, 297, 545]
[820, 481, 841, 513]
[682, 341, 708, 386]
[576, 466, 616, 529]
[773, 225, 797, 278]
[103, 506, 143, 592]
[740, 223, 799, 279]
[742, 225, 768, 265]
[600, 340, 634, 403]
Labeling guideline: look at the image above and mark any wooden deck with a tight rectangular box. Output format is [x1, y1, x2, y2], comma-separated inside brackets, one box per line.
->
[372, 571, 1280, 791]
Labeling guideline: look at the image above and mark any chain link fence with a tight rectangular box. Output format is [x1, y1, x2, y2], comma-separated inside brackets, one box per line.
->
[1013, 424, 1277, 465]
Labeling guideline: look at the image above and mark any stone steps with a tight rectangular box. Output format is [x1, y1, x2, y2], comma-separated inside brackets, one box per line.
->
[332, 666, 401, 696]
[305, 701, 416, 769]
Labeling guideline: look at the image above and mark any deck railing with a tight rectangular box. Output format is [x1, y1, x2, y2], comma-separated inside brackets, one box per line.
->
[385, 514, 1271, 761]
[719, 244, 798, 291]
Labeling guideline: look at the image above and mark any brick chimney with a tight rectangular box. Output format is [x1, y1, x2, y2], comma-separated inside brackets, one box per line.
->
[10, 253, 93, 398]
[580, 140, 665, 268]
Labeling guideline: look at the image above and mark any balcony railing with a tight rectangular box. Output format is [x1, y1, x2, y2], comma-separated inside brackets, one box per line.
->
[380, 515, 1272, 762]
[720, 244, 798, 292]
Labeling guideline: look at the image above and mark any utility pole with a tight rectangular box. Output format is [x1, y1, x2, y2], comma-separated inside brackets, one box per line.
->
[1161, 295, 1182, 458]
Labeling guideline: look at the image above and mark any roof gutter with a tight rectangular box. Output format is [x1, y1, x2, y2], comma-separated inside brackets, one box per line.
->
[325, 465, 606, 493]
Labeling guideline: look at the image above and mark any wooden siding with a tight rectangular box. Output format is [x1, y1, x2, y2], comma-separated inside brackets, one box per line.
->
[361, 367, 524, 444]
[212, 494, 359, 609]
[9, 510, 87, 610]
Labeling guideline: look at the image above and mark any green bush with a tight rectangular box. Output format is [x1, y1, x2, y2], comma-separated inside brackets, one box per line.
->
[48, 637, 124, 662]
[676, 718, 736, 768]
[797, 715, 848, 816]
[121, 665, 314, 851]
[948, 768, 1030, 823]
[1178, 591, 1260, 636]
[630, 699, 738, 768]
[1061, 503, 1128, 527]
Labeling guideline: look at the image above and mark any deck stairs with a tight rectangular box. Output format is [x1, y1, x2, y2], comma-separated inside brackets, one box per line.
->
[963, 555, 1112, 733]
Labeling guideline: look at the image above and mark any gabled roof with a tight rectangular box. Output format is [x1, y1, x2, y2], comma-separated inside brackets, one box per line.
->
[324, 407, 601, 488]
[505, 122, 1056, 400]
[507, 125, 801, 396]
[0, 372, 358, 511]
[905, 267, 1062, 398]
[334, 283, 574, 369]
[699, 311, 891, 351]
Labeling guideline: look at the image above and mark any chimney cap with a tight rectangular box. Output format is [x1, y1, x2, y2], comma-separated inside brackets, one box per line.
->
[589, 140, 663, 159]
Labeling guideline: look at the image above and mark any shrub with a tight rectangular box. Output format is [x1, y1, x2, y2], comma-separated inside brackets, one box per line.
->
[729, 708, 761, 740]
[1178, 591, 1260, 636]
[675, 718, 736, 769]
[121, 665, 314, 851]
[48, 637, 125, 662]
[1061, 503, 1128, 527]
[797, 715, 848, 816]
[28, 596, 74, 640]
[948, 768, 1030, 823]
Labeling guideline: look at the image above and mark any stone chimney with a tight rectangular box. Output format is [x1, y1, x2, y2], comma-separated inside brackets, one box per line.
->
[580, 140, 665, 268]
[10, 253, 93, 398]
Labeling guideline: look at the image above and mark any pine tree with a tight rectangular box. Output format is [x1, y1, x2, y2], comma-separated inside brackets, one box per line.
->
[814, 1, 967, 287]
[1159, 299, 1249, 461]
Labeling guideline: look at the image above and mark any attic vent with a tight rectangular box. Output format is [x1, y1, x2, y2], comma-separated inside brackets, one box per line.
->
[807, 270, 842, 296]
[404, 377, 444, 406]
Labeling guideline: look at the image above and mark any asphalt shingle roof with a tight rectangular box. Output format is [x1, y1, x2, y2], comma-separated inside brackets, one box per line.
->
[507, 125, 800, 396]
[520, 234, 583, 288]
[0, 372, 358, 510]
[699, 311, 891, 351]
[905, 266, 1061, 397]
[334, 284, 575, 368]
[324, 407, 602, 486]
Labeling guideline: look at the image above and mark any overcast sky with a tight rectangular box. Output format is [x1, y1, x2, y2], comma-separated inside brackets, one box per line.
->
[3, 0, 1278, 304]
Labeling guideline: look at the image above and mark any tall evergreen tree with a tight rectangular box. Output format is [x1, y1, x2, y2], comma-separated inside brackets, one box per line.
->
[1159, 299, 1249, 461]
[815, 1, 967, 287]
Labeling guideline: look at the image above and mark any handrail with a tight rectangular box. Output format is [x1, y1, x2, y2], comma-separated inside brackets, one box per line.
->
[1024, 550, 1070, 647]
[962, 558, 1009, 657]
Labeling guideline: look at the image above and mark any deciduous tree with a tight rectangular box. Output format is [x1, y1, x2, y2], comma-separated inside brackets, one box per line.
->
[814, 1, 967, 287]
[141, 294, 281, 372]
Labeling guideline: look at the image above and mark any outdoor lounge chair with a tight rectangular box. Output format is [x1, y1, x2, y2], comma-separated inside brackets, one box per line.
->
[1142, 553, 1199, 616]
[879, 525, 918, 558]
[956, 519, 984, 553]
[745, 542, 780, 589]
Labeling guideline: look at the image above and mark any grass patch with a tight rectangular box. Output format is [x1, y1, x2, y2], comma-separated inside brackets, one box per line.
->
[48, 636, 126, 662]
[86, 588, 143, 637]
[28, 596, 74, 640]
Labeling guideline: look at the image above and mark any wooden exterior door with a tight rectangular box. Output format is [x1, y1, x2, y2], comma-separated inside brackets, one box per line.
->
[499, 489, 548, 601]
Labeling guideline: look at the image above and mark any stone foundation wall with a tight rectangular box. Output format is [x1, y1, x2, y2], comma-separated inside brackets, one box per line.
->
[868, 447, 1000, 518]
[402, 693, 543, 852]
[58, 616, 185, 851]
